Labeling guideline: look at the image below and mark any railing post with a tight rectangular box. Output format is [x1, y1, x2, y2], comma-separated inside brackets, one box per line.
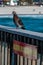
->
[28, 38, 32, 65]
[32, 39, 38, 65]
[19, 36, 24, 65]
[10, 34, 13, 65]
[0, 31, 2, 65]
[17, 35, 20, 65]
[40, 41, 43, 65]
[12, 34, 17, 65]
[4, 32, 8, 65]
[11, 35, 15, 65]
[1, 32, 5, 65]
[24, 37, 28, 65]
[6, 33, 10, 65]
[37, 54, 40, 65]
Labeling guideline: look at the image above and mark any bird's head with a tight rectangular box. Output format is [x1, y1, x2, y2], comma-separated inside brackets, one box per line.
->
[12, 11, 16, 15]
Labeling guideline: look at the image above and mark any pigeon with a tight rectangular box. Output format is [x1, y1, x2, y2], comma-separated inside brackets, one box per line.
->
[12, 11, 25, 29]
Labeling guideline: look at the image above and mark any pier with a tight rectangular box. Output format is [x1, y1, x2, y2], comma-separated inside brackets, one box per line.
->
[0, 25, 43, 65]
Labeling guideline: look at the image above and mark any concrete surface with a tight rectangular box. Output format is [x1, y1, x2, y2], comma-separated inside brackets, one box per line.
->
[0, 6, 43, 15]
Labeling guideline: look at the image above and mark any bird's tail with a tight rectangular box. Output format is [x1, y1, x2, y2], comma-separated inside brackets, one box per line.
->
[21, 26, 25, 29]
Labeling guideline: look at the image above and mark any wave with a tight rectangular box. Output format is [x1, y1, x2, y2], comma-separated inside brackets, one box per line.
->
[18, 14, 43, 19]
[0, 14, 43, 19]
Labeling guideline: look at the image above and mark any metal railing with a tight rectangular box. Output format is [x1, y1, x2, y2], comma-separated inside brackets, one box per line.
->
[0, 25, 43, 65]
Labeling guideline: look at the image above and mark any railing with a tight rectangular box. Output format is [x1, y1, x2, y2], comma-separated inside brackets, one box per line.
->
[0, 25, 43, 65]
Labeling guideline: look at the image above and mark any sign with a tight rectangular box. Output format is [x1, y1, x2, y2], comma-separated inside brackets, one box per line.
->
[13, 40, 37, 60]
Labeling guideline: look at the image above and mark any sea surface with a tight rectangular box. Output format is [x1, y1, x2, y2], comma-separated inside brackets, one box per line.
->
[0, 15, 43, 33]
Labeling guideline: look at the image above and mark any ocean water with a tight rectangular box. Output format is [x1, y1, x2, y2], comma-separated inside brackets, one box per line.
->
[0, 15, 43, 33]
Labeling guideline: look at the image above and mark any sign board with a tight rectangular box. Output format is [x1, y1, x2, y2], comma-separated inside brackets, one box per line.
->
[13, 40, 37, 60]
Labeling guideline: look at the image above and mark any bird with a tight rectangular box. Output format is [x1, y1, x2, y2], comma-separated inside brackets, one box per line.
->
[12, 11, 25, 29]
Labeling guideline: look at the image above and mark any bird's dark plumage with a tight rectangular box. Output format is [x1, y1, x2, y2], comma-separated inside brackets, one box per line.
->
[12, 11, 25, 29]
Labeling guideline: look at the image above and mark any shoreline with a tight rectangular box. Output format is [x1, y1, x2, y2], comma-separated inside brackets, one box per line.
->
[0, 6, 43, 15]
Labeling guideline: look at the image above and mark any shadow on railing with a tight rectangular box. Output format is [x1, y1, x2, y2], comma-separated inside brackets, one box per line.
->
[0, 25, 43, 65]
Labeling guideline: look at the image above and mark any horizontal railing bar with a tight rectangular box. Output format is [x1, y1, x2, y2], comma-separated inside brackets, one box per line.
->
[0, 25, 43, 41]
